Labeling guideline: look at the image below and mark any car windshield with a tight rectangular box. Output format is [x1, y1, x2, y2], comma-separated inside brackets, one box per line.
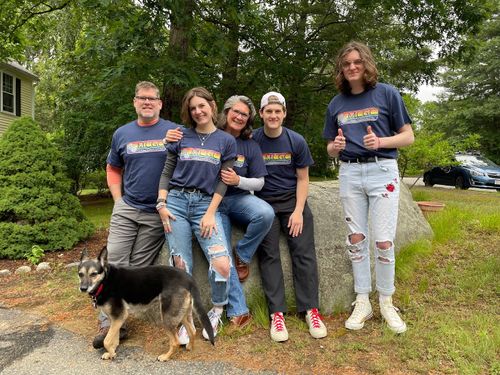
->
[456, 154, 498, 168]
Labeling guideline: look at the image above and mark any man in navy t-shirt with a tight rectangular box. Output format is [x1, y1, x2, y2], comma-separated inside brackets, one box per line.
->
[253, 92, 327, 342]
[92, 81, 179, 349]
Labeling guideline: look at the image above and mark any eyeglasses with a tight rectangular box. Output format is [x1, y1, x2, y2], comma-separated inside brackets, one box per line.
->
[135, 96, 160, 102]
[342, 59, 364, 68]
[230, 108, 250, 119]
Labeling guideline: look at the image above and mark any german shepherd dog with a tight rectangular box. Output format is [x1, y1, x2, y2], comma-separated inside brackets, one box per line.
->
[78, 247, 215, 361]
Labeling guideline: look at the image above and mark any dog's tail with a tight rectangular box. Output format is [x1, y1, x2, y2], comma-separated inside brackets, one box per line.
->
[191, 283, 215, 345]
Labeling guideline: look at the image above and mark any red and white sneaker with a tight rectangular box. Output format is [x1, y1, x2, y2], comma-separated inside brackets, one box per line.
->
[270, 312, 288, 342]
[306, 308, 327, 339]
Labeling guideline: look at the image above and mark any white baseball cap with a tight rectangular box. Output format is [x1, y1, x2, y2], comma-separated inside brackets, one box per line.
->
[260, 91, 286, 109]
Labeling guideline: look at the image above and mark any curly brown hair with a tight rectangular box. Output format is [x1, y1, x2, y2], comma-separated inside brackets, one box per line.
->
[334, 41, 378, 95]
[180, 87, 218, 128]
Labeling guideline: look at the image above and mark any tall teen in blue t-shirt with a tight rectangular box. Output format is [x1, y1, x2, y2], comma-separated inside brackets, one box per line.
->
[157, 87, 237, 344]
[323, 41, 414, 334]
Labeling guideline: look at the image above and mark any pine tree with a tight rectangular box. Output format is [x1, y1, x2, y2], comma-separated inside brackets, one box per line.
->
[0, 117, 94, 259]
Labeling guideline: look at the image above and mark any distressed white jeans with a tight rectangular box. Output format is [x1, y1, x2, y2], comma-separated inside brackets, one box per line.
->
[339, 158, 400, 296]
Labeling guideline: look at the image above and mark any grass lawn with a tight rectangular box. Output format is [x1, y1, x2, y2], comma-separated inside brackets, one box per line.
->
[1, 186, 498, 374]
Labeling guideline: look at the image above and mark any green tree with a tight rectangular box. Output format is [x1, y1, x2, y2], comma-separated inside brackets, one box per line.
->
[0, 117, 94, 259]
[424, 10, 500, 162]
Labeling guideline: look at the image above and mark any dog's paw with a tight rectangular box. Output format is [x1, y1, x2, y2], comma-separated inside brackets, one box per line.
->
[101, 352, 115, 360]
[157, 354, 172, 362]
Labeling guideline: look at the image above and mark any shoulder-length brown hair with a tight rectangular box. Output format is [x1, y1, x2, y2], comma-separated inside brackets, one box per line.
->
[180, 87, 218, 128]
[217, 95, 256, 140]
[335, 41, 378, 95]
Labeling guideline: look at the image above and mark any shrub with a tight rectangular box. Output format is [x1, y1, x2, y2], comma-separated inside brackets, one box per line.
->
[0, 117, 94, 259]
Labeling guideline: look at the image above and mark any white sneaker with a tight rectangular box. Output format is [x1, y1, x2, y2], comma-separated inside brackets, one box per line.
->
[270, 312, 288, 342]
[202, 307, 223, 340]
[380, 298, 407, 334]
[306, 308, 327, 339]
[177, 325, 192, 346]
[345, 299, 373, 330]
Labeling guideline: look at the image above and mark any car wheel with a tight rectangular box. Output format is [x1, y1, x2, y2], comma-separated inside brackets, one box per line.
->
[455, 175, 468, 190]
[423, 175, 433, 187]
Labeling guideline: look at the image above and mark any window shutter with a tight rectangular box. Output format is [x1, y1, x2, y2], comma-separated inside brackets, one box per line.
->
[16, 78, 21, 116]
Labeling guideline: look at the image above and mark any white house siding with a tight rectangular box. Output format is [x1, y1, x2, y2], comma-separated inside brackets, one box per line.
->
[0, 62, 37, 135]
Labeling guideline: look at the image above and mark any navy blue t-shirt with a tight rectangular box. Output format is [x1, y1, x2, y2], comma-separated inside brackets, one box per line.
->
[253, 127, 314, 197]
[107, 118, 179, 212]
[226, 137, 268, 196]
[167, 128, 237, 195]
[322, 83, 412, 160]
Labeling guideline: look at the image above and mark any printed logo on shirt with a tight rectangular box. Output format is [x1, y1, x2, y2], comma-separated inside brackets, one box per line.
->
[234, 154, 245, 168]
[180, 148, 221, 165]
[127, 139, 166, 154]
[338, 107, 378, 125]
[262, 152, 292, 166]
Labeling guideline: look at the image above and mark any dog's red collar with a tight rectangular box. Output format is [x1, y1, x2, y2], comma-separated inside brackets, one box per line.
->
[89, 283, 104, 309]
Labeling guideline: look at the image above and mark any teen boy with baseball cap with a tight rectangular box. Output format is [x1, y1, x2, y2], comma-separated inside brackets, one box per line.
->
[252, 91, 327, 342]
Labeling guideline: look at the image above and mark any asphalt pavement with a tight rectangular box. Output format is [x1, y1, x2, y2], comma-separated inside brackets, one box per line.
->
[0, 305, 275, 375]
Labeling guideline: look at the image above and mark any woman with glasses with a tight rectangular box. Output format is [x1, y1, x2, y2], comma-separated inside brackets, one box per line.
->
[323, 41, 414, 334]
[157, 87, 237, 345]
[216, 95, 275, 329]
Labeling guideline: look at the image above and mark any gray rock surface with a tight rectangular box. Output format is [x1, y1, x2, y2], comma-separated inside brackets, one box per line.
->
[153, 181, 432, 317]
[0, 269, 11, 277]
[14, 265, 31, 274]
[36, 262, 51, 272]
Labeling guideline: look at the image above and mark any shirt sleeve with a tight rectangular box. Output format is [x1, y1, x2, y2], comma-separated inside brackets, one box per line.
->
[106, 132, 123, 167]
[322, 102, 339, 140]
[388, 86, 412, 132]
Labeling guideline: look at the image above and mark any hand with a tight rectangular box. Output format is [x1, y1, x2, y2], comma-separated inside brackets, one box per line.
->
[200, 212, 218, 238]
[287, 210, 303, 237]
[332, 128, 346, 152]
[220, 168, 240, 186]
[164, 127, 183, 143]
[158, 207, 176, 233]
[363, 125, 380, 150]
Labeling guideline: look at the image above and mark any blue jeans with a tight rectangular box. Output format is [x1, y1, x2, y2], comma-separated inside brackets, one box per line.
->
[165, 189, 230, 306]
[219, 193, 274, 317]
[339, 158, 400, 296]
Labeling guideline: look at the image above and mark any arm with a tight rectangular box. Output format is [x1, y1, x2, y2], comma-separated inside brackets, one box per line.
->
[220, 168, 265, 191]
[106, 164, 123, 202]
[364, 124, 415, 150]
[157, 151, 178, 232]
[288, 166, 309, 237]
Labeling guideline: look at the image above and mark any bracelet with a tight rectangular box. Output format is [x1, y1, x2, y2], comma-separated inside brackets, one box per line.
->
[156, 198, 166, 203]
[156, 202, 166, 211]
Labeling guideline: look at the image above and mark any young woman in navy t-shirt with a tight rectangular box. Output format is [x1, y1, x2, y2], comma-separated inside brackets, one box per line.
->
[157, 87, 237, 344]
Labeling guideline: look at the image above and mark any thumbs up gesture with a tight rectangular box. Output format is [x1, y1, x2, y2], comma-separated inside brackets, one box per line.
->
[333, 128, 346, 152]
[363, 125, 380, 150]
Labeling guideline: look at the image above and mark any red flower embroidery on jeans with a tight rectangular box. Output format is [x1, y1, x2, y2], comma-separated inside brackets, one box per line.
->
[386, 183, 395, 192]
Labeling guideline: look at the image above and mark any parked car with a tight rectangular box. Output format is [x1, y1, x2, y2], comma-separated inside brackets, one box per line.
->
[423, 152, 500, 191]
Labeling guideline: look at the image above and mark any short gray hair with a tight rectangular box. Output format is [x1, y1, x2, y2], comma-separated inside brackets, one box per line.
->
[217, 95, 256, 139]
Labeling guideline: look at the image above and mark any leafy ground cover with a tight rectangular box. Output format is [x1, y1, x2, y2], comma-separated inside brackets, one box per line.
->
[0, 187, 498, 374]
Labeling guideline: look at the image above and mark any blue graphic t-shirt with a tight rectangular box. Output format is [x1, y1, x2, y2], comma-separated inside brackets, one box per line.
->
[167, 128, 237, 195]
[226, 137, 268, 196]
[322, 83, 412, 160]
[253, 127, 314, 197]
[107, 118, 179, 212]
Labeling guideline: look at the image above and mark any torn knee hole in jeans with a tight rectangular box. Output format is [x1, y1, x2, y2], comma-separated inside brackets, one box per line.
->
[347, 234, 366, 262]
[172, 255, 190, 273]
[207, 244, 226, 255]
[376, 242, 394, 264]
[377, 255, 393, 264]
[210, 256, 230, 281]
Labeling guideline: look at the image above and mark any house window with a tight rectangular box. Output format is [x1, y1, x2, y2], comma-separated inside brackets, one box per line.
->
[2, 72, 15, 114]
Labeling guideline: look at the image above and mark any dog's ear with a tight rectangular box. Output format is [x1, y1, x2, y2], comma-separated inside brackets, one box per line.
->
[97, 246, 108, 268]
[80, 248, 90, 262]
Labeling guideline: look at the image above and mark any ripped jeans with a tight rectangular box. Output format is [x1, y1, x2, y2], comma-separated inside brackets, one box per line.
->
[165, 189, 230, 306]
[339, 158, 400, 296]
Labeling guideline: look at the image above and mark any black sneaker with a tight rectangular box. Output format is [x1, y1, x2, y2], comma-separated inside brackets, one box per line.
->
[92, 326, 128, 349]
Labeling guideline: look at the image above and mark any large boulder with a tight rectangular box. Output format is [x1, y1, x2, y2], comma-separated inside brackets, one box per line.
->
[154, 181, 432, 316]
